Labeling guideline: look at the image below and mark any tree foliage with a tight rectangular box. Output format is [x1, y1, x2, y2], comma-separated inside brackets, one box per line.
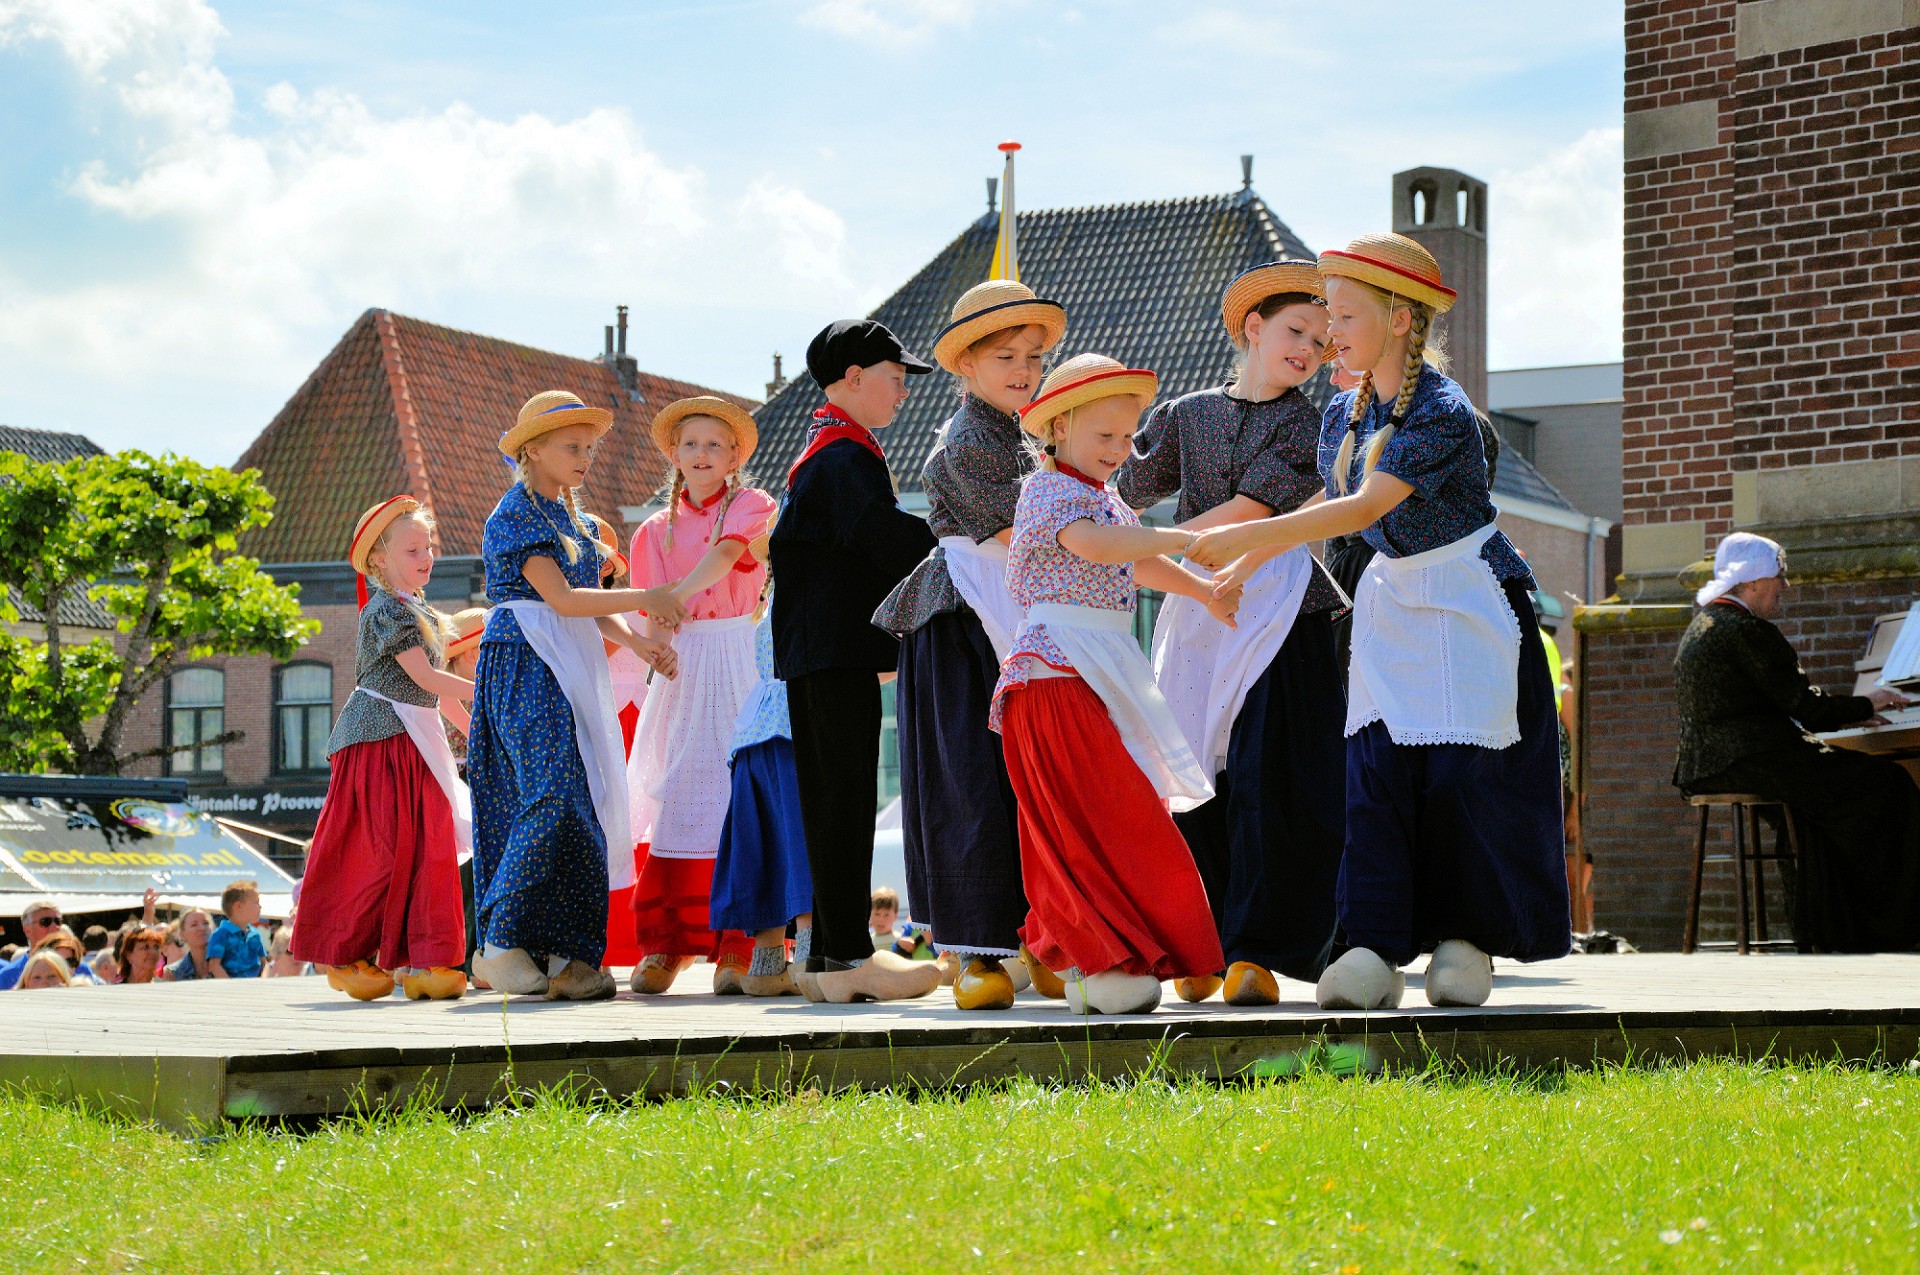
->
[0, 450, 318, 775]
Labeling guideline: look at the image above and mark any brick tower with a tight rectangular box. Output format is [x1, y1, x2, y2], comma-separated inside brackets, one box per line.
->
[1391, 166, 1489, 407]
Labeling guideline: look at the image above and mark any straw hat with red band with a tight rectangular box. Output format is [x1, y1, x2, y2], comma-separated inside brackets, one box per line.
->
[932, 280, 1067, 374]
[1317, 233, 1457, 313]
[444, 607, 488, 662]
[348, 495, 421, 609]
[1017, 353, 1159, 438]
[650, 396, 758, 467]
[498, 390, 615, 459]
[1219, 259, 1325, 347]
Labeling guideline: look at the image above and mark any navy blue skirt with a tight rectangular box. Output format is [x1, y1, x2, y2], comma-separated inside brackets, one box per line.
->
[711, 737, 815, 934]
[896, 606, 1027, 955]
[1172, 609, 1347, 982]
[468, 640, 610, 967]
[1339, 580, 1571, 967]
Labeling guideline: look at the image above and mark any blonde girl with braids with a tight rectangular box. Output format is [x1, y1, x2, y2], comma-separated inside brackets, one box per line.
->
[1190, 234, 1569, 1013]
[293, 497, 478, 1002]
[623, 397, 778, 996]
[467, 391, 688, 1003]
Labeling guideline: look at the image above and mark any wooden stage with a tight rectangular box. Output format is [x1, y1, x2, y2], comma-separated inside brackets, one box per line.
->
[4, 953, 1918, 1132]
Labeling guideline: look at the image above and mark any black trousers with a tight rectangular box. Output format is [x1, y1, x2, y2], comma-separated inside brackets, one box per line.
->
[787, 668, 883, 969]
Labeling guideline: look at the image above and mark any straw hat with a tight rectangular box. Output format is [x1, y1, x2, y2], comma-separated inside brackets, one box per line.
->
[348, 495, 421, 574]
[649, 396, 758, 467]
[1219, 260, 1325, 346]
[497, 390, 615, 459]
[1018, 353, 1159, 438]
[444, 607, 489, 662]
[931, 280, 1067, 374]
[1317, 233, 1457, 313]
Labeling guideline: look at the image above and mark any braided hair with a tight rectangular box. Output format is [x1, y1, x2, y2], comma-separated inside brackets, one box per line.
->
[1329, 287, 1435, 496]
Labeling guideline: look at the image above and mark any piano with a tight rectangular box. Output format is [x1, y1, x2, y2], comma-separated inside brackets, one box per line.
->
[1819, 606, 1920, 774]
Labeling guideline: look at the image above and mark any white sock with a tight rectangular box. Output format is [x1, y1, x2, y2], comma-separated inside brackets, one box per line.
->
[482, 943, 509, 961]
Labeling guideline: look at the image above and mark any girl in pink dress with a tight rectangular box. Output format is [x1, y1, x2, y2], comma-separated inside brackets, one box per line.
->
[626, 397, 779, 994]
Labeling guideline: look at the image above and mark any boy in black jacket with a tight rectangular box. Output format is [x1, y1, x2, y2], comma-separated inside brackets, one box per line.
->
[771, 319, 941, 1002]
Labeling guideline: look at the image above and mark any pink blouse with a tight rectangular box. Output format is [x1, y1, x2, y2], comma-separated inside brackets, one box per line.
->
[629, 485, 776, 621]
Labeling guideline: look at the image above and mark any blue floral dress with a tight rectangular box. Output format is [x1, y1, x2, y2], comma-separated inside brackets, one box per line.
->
[467, 482, 612, 967]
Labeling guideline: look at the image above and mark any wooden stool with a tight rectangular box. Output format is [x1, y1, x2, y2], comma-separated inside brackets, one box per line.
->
[1683, 793, 1803, 953]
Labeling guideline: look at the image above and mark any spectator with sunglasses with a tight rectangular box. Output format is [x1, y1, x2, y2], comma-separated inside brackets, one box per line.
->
[0, 901, 64, 989]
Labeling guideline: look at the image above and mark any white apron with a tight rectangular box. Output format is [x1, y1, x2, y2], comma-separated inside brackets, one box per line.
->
[1023, 602, 1214, 812]
[1346, 522, 1522, 749]
[939, 536, 1025, 665]
[1150, 546, 1314, 778]
[499, 601, 636, 889]
[607, 643, 650, 733]
[353, 687, 474, 864]
[627, 615, 757, 858]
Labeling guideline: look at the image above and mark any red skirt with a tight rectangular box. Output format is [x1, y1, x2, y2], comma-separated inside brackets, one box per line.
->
[1001, 677, 1224, 979]
[631, 851, 753, 962]
[291, 733, 466, 970]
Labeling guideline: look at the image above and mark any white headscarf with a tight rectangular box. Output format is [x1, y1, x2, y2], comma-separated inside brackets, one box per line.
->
[1696, 532, 1786, 607]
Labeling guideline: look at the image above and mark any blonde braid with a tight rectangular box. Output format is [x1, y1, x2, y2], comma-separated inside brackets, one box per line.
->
[663, 470, 686, 553]
[1330, 372, 1375, 496]
[557, 484, 586, 565]
[1359, 304, 1433, 480]
[710, 472, 743, 548]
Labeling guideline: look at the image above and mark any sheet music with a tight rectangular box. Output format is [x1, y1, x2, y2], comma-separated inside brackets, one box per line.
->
[1879, 602, 1920, 686]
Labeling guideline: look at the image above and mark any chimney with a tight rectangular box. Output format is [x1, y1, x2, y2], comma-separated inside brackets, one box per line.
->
[986, 175, 999, 215]
[1240, 154, 1253, 190]
[604, 304, 639, 395]
[765, 352, 789, 400]
[1391, 166, 1488, 407]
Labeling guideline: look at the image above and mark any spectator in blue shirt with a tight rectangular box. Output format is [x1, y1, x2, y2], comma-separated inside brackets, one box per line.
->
[207, 881, 267, 979]
[0, 900, 63, 990]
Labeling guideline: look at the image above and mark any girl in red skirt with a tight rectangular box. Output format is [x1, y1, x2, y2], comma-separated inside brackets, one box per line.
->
[625, 397, 777, 995]
[991, 355, 1233, 1015]
[293, 496, 476, 1001]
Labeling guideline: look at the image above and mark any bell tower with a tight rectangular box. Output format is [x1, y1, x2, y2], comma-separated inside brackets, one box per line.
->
[1392, 167, 1488, 407]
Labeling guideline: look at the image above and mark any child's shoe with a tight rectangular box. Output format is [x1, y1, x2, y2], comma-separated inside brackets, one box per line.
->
[1064, 970, 1162, 1015]
[952, 958, 1016, 1011]
[712, 952, 750, 996]
[1315, 948, 1404, 1011]
[546, 959, 616, 1001]
[1001, 956, 1032, 994]
[1223, 961, 1280, 1007]
[1423, 940, 1493, 1008]
[629, 953, 693, 995]
[1021, 945, 1066, 1000]
[400, 966, 467, 1001]
[471, 947, 548, 996]
[1173, 974, 1223, 1003]
[816, 951, 944, 1003]
[336, 960, 395, 1002]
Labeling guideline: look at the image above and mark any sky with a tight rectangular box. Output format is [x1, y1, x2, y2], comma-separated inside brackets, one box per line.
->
[0, 0, 1625, 464]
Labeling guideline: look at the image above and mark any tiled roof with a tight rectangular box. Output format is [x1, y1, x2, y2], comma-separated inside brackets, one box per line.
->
[0, 425, 113, 629]
[1488, 410, 1579, 512]
[752, 189, 1326, 492]
[236, 310, 757, 563]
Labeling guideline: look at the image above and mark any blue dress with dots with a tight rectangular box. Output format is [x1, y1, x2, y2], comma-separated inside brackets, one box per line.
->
[467, 482, 612, 966]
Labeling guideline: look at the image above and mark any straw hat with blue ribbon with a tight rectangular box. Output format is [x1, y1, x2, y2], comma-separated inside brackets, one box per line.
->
[498, 390, 615, 459]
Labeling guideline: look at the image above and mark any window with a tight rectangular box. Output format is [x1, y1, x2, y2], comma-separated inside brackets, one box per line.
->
[166, 668, 226, 775]
[274, 662, 333, 774]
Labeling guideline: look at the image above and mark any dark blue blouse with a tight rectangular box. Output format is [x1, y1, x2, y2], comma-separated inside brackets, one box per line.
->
[1316, 366, 1533, 585]
[480, 482, 606, 645]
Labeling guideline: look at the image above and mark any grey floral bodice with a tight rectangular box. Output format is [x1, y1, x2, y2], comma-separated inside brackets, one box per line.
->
[326, 588, 443, 757]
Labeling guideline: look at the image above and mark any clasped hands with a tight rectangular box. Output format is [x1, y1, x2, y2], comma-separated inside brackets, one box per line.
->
[1186, 522, 1298, 628]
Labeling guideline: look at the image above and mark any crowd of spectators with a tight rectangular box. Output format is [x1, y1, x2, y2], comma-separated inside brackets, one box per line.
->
[1, 880, 315, 991]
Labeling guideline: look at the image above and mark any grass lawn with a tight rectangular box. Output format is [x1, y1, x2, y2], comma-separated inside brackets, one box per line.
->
[4, 1060, 1918, 1272]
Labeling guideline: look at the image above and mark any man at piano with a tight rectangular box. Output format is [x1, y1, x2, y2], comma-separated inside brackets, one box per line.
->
[1673, 532, 1920, 952]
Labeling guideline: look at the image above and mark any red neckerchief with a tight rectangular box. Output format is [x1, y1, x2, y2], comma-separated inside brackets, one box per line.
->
[677, 484, 725, 512]
[1055, 461, 1108, 490]
[787, 404, 886, 486]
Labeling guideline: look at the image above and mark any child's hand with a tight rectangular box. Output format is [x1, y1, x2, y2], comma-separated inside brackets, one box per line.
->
[634, 635, 679, 681]
[641, 589, 688, 631]
[1212, 555, 1263, 603]
[1206, 584, 1241, 629]
[1187, 523, 1261, 571]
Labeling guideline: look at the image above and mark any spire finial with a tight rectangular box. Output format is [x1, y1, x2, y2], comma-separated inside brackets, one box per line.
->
[1241, 154, 1253, 190]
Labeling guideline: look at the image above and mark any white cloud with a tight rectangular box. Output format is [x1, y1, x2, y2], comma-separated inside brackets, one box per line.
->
[799, 0, 973, 46]
[0, 0, 857, 455]
[1487, 126, 1623, 368]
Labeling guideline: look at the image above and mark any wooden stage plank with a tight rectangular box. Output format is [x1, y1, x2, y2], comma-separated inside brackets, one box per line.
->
[3, 954, 1917, 1132]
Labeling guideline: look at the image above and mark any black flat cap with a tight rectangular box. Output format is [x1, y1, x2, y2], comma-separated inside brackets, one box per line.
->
[806, 319, 934, 388]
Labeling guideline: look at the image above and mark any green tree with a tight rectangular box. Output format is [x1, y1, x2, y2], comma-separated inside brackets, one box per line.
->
[0, 450, 318, 775]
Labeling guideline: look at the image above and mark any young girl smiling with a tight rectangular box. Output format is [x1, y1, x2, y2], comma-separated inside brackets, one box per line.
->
[467, 391, 684, 1002]
[1116, 261, 1350, 1008]
[294, 497, 475, 1001]
[625, 397, 777, 995]
[875, 280, 1068, 1010]
[1190, 234, 1568, 1011]
[992, 353, 1230, 1016]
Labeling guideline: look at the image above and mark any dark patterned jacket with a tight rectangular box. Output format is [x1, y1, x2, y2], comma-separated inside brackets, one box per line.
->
[1672, 599, 1873, 789]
